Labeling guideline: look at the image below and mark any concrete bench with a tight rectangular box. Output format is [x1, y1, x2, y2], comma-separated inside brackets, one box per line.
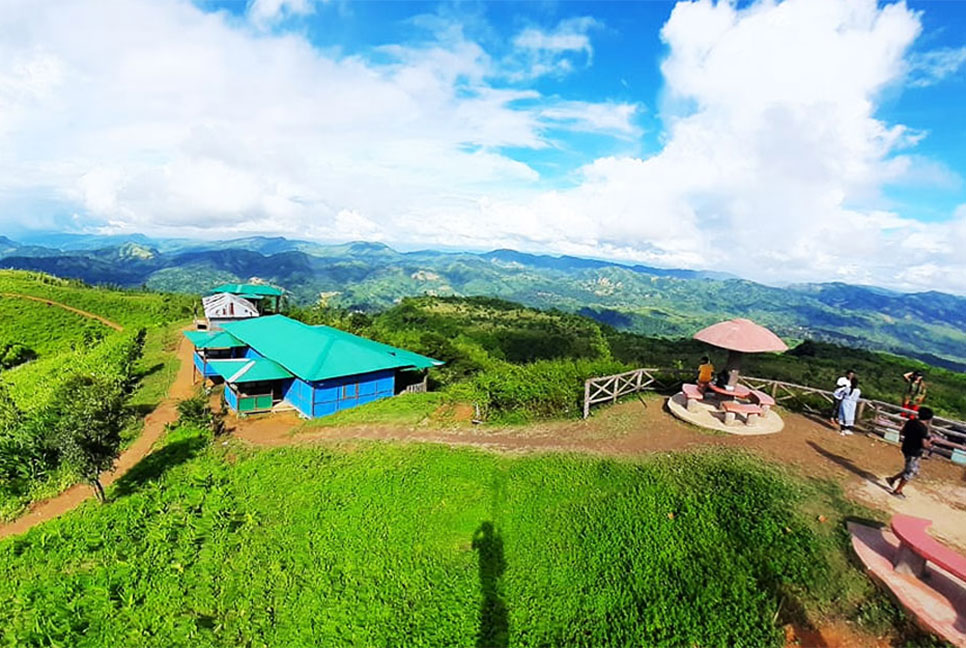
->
[681, 383, 704, 412]
[748, 389, 775, 413]
[891, 515, 966, 581]
[720, 401, 763, 426]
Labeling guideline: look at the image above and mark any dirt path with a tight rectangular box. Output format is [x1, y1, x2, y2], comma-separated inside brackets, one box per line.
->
[0, 333, 194, 539]
[233, 396, 966, 549]
[0, 292, 123, 331]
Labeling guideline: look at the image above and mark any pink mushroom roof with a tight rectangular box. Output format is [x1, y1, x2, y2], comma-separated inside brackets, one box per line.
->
[693, 318, 789, 353]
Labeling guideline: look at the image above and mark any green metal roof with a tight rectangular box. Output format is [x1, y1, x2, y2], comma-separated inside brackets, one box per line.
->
[221, 315, 443, 381]
[206, 358, 293, 383]
[209, 283, 284, 297]
[183, 330, 247, 349]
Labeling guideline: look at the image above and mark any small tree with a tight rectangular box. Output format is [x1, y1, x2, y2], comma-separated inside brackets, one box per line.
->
[49, 375, 126, 503]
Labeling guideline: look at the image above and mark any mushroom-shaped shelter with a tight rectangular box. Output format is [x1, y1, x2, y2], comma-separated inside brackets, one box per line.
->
[693, 318, 788, 386]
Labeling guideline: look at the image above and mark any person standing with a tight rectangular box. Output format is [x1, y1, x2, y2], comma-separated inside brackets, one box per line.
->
[837, 376, 861, 436]
[829, 369, 855, 425]
[697, 356, 715, 393]
[886, 407, 933, 498]
[901, 371, 926, 419]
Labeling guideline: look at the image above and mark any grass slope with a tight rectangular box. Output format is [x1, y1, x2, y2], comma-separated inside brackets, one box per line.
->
[0, 272, 194, 518]
[0, 270, 195, 329]
[0, 429, 899, 647]
[0, 296, 109, 358]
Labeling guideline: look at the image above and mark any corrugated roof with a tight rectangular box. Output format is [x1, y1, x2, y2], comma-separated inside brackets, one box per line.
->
[221, 314, 443, 381]
[202, 293, 259, 319]
[207, 358, 293, 383]
[183, 330, 247, 349]
[209, 283, 284, 297]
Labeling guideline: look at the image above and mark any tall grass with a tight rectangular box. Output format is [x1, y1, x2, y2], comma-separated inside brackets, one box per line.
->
[0, 437, 877, 647]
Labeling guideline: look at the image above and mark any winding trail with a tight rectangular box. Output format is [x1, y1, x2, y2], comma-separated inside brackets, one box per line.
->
[0, 292, 123, 331]
[0, 332, 194, 539]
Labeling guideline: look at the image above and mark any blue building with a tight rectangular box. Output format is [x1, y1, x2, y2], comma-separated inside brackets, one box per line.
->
[184, 315, 442, 417]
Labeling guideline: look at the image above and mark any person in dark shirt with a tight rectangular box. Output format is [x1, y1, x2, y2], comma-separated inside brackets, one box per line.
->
[885, 407, 933, 499]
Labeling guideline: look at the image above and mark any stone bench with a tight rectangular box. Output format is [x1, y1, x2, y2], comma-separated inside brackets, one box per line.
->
[681, 383, 704, 412]
[748, 389, 775, 413]
[720, 401, 763, 426]
[890, 514, 966, 582]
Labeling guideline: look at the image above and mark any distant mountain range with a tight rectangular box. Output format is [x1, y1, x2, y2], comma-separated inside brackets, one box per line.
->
[3, 232, 966, 370]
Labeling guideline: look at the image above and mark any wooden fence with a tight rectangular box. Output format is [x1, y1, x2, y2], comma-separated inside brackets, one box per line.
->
[583, 368, 692, 419]
[583, 369, 966, 463]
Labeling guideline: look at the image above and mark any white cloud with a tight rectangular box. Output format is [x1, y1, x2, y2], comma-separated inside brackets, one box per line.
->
[0, 0, 965, 295]
[907, 46, 966, 87]
[509, 17, 601, 80]
[248, 0, 318, 28]
[0, 0, 633, 240]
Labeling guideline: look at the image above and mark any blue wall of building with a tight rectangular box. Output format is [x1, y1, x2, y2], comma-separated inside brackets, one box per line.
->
[224, 385, 238, 411]
[279, 369, 395, 418]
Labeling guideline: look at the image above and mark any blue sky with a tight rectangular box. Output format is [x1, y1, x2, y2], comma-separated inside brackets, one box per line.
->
[1, 0, 966, 292]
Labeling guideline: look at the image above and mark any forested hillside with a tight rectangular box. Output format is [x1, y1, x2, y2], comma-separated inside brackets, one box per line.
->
[289, 296, 966, 422]
[4, 234, 966, 368]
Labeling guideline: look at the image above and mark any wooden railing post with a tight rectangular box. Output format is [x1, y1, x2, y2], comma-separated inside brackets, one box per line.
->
[583, 379, 591, 419]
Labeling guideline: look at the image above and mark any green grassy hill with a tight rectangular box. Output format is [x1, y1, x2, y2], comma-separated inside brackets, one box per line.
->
[0, 275, 949, 647]
[0, 297, 108, 360]
[0, 427, 906, 647]
[0, 271, 195, 519]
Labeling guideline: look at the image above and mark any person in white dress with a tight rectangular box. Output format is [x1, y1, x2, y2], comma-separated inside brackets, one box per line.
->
[836, 376, 861, 436]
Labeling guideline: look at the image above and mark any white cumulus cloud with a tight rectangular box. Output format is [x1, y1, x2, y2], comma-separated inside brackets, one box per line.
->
[0, 0, 964, 294]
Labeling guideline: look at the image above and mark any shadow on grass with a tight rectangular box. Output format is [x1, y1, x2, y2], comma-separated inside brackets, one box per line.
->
[111, 434, 209, 498]
[136, 362, 165, 380]
[806, 441, 891, 492]
[778, 589, 830, 648]
[473, 521, 508, 648]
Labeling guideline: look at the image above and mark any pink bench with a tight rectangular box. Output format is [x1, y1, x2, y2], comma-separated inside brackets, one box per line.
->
[681, 383, 704, 412]
[749, 389, 775, 413]
[721, 401, 763, 426]
[891, 515, 966, 581]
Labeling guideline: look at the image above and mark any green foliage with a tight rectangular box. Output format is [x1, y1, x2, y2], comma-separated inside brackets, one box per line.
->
[0, 295, 106, 359]
[46, 374, 127, 501]
[177, 393, 226, 436]
[0, 441, 871, 647]
[0, 270, 196, 329]
[0, 342, 35, 370]
[471, 358, 629, 422]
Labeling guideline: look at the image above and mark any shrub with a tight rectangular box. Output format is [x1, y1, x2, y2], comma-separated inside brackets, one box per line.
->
[472, 358, 629, 421]
[177, 392, 226, 436]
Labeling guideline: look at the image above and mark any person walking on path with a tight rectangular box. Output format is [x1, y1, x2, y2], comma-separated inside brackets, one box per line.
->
[886, 407, 934, 499]
[829, 369, 855, 425]
[901, 371, 927, 419]
[836, 376, 861, 436]
[697, 356, 715, 393]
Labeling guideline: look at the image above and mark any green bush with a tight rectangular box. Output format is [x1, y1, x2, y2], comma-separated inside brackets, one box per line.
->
[471, 358, 629, 422]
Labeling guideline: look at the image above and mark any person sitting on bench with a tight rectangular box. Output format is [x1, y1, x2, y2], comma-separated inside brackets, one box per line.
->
[697, 356, 714, 393]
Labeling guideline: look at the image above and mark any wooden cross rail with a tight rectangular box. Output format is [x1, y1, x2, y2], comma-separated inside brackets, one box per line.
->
[582, 369, 966, 463]
[582, 367, 693, 419]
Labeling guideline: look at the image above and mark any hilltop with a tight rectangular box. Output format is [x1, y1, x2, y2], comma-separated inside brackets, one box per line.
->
[3, 234, 966, 369]
[1, 273, 964, 647]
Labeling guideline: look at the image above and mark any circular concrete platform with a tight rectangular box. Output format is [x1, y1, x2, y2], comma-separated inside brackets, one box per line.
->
[667, 391, 784, 435]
